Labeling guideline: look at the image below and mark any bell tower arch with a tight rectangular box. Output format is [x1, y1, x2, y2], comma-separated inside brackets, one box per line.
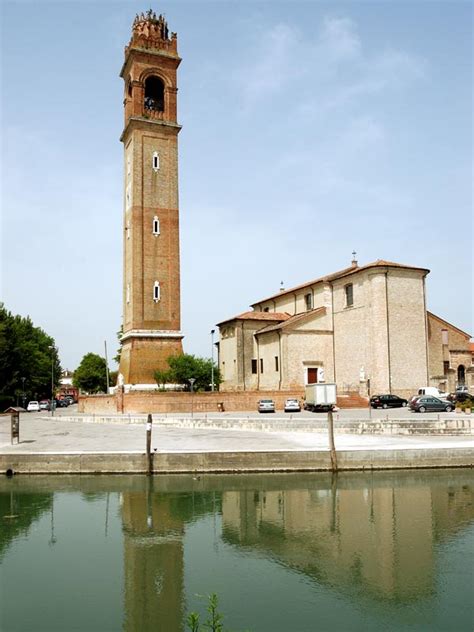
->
[118, 10, 183, 386]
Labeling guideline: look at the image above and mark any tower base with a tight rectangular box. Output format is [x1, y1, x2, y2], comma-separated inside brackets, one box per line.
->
[118, 332, 183, 386]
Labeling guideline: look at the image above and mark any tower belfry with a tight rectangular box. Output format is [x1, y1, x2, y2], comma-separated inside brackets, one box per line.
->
[118, 10, 183, 386]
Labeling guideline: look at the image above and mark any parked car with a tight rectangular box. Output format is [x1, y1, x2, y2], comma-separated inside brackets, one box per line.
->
[370, 394, 408, 409]
[55, 399, 69, 408]
[27, 401, 40, 412]
[409, 396, 453, 413]
[64, 396, 75, 405]
[455, 385, 469, 394]
[39, 400, 50, 411]
[284, 398, 301, 412]
[258, 399, 275, 413]
[447, 392, 473, 404]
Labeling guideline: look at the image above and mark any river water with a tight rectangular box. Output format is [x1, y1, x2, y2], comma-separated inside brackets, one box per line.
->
[1, 470, 473, 632]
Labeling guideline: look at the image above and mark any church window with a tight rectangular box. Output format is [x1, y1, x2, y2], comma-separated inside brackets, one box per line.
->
[152, 152, 160, 172]
[263, 307, 269, 312]
[153, 216, 160, 235]
[144, 76, 165, 112]
[443, 361, 450, 374]
[345, 283, 354, 307]
[260, 359, 264, 373]
[251, 359, 257, 374]
[275, 356, 279, 371]
[153, 281, 161, 303]
[126, 284, 130, 304]
[304, 293, 312, 311]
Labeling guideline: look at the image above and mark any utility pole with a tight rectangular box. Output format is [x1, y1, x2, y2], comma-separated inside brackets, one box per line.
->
[210, 329, 215, 392]
[104, 340, 110, 393]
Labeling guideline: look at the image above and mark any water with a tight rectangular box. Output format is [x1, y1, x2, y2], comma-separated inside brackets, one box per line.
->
[1, 470, 473, 632]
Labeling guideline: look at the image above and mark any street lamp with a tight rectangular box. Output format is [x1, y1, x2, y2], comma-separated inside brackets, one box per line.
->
[210, 329, 215, 392]
[49, 345, 55, 417]
[189, 377, 196, 418]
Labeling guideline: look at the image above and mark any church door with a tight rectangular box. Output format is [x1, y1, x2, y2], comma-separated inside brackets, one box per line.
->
[307, 368, 318, 384]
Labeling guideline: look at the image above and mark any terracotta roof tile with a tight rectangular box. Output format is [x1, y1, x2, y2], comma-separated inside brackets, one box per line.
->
[216, 311, 291, 327]
[251, 260, 430, 306]
[256, 307, 327, 335]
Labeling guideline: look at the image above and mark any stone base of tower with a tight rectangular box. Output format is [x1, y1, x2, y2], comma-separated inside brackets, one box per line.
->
[118, 334, 183, 386]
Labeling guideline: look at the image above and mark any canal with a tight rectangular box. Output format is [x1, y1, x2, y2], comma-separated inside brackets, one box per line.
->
[1, 470, 473, 631]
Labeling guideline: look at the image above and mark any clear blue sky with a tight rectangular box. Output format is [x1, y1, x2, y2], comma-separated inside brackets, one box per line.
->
[1, 0, 472, 370]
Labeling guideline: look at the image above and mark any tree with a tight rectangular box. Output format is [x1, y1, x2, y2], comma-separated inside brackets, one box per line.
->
[0, 303, 62, 408]
[154, 354, 221, 391]
[73, 353, 108, 394]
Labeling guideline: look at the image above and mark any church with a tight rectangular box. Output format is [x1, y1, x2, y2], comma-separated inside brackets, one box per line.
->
[217, 257, 472, 399]
[114, 11, 472, 401]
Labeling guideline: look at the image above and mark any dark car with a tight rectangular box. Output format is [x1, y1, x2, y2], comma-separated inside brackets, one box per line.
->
[55, 399, 69, 408]
[409, 396, 453, 413]
[447, 392, 472, 404]
[370, 394, 408, 409]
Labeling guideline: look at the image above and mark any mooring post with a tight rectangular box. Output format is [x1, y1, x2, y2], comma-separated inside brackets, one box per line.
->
[146, 413, 153, 475]
[328, 409, 338, 472]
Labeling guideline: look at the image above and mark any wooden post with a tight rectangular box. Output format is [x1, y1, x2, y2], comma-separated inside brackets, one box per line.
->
[146, 413, 153, 475]
[328, 410, 338, 472]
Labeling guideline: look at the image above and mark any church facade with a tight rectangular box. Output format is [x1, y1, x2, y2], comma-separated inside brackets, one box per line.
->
[217, 259, 472, 398]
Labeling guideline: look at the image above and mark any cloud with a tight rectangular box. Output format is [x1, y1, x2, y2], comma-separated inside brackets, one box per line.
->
[236, 13, 426, 112]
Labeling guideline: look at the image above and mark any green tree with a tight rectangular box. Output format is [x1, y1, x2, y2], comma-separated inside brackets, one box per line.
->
[0, 303, 61, 408]
[154, 354, 221, 391]
[73, 353, 108, 394]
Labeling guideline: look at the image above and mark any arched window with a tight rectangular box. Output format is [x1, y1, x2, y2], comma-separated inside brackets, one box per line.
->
[457, 365, 465, 385]
[144, 76, 165, 112]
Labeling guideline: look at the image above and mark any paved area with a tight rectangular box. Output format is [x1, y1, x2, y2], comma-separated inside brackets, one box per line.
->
[1, 410, 473, 455]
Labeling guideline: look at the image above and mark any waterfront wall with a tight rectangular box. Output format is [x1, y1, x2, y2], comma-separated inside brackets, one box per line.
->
[79, 389, 367, 414]
[2, 448, 473, 475]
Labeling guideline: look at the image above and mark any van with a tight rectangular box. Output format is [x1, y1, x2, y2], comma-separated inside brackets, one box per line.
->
[417, 387, 448, 399]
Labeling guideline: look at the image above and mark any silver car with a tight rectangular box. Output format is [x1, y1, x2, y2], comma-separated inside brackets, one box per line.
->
[284, 398, 301, 412]
[258, 399, 275, 413]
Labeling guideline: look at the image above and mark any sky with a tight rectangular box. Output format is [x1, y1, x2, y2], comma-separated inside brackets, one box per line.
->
[1, 0, 472, 371]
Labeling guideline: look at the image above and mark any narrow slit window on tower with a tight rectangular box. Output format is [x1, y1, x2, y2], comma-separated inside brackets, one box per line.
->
[152, 152, 160, 172]
[152, 216, 160, 235]
[153, 281, 161, 303]
[144, 76, 165, 112]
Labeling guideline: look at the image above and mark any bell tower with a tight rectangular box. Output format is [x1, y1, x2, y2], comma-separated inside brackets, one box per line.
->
[118, 10, 183, 386]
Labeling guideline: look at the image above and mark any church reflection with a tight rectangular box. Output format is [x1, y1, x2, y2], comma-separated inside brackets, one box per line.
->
[118, 472, 474, 630]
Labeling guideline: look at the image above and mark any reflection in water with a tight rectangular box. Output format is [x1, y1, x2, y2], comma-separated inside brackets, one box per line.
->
[0, 471, 473, 631]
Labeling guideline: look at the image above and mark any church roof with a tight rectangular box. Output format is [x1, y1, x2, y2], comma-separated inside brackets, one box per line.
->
[427, 311, 471, 339]
[255, 307, 327, 335]
[251, 259, 430, 307]
[216, 311, 291, 327]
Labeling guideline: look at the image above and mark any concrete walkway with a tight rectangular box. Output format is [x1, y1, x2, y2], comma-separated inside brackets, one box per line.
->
[1, 412, 473, 473]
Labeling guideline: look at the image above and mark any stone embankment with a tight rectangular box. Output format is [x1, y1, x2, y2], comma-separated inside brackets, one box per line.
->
[57, 414, 474, 435]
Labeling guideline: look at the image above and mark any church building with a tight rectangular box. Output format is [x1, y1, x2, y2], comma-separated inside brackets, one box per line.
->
[217, 258, 472, 398]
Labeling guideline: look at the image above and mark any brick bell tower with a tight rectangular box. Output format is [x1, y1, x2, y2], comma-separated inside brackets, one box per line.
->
[118, 10, 183, 386]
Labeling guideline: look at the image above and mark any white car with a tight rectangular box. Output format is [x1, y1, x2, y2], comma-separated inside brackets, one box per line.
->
[258, 399, 275, 413]
[27, 401, 40, 412]
[284, 398, 301, 412]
